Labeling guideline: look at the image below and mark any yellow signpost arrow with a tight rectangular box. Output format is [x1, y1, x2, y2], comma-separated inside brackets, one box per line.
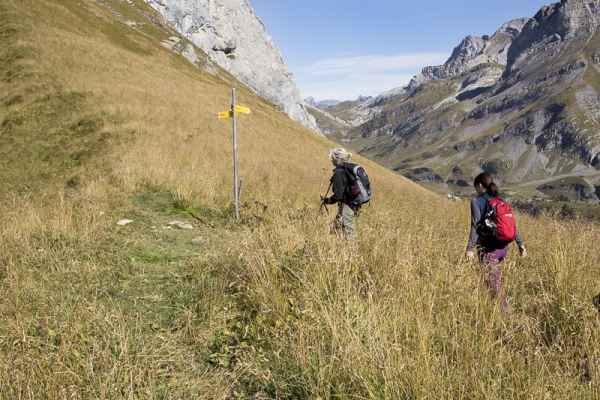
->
[217, 106, 250, 119]
[235, 105, 251, 114]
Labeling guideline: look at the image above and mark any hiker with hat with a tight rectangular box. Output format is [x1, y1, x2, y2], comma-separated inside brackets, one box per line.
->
[465, 172, 527, 308]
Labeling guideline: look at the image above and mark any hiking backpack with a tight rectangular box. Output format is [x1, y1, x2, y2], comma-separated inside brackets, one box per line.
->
[479, 195, 517, 243]
[342, 163, 371, 206]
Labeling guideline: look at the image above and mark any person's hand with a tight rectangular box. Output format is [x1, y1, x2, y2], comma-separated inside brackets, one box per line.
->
[465, 250, 475, 262]
[519, 245, 527, 258]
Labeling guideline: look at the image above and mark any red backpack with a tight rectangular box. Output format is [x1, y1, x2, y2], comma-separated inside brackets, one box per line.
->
[480, 196, 517, 243]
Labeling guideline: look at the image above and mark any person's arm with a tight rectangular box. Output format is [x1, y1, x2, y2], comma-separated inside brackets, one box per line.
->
[324, 170, 345, 204]
[465, 198, 482, 261]
[515, 228, 527, 258]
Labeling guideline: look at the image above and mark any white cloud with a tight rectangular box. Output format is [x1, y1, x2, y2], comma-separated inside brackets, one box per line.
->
[303, 53, 449, 75]
[296, 52, 449, 101]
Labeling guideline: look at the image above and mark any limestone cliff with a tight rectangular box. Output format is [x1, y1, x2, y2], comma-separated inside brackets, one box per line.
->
[144, 0, 320, 133]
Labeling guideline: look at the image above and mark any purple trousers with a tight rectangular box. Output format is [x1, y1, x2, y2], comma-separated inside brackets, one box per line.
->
[479, 245, 509, 309]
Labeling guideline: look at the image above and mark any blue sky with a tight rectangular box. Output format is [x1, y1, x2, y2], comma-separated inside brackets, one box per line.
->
[249, 0, 551, 101]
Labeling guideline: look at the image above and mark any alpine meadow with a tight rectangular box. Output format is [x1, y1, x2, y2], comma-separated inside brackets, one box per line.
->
[1, 0, 600, 398]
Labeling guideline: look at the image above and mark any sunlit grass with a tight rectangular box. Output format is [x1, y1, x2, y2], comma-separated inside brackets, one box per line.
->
[0, 0, 599, 398]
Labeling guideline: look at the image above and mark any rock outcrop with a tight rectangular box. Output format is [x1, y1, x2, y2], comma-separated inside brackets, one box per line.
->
[144, 0, 320, 133]
[505, 0, 600, 78]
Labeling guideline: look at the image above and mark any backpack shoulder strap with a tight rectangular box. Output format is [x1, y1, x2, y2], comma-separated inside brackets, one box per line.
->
[340, 163, 357, 181]
[476, 194, 491, 216]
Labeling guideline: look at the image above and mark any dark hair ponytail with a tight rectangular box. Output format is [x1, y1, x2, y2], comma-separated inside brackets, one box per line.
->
[474, 172, 500, 197]
[488, 182, 500, 197]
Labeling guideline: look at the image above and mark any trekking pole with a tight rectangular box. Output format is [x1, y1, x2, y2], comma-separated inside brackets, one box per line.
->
[319, 182, 331, 212]
[319, 182, 334, 222]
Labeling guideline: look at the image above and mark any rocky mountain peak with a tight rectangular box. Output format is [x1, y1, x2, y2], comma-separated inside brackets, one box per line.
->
[504, 0, 600, 78]
[448, 35, 487, 60]
[405, 18, 529, 91]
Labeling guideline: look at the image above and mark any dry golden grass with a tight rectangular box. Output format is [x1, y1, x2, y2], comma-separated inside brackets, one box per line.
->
[1, 0, 599, 398]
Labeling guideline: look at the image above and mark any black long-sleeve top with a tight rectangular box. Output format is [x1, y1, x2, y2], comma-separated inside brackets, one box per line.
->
[324, 165, 348, 205]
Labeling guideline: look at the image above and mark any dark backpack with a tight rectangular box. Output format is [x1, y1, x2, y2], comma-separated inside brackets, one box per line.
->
[342, 163, 371, 206]
[478, 194, 517, 243]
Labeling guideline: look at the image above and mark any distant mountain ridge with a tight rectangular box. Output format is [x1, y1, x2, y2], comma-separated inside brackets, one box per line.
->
[304, 97, 341, 109]
[320, 0, 600, 201]
[305, 96, 373, 109]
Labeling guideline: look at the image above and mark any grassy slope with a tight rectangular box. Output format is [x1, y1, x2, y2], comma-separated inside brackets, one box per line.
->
[1, 0, 599, 398]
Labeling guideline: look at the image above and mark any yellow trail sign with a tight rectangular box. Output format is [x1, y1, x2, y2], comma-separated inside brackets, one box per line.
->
[217, 106, 250, 119]
[235, 105, 251, 114]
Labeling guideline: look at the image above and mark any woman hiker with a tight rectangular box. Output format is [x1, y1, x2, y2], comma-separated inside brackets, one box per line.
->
[465, 172, 527, 308]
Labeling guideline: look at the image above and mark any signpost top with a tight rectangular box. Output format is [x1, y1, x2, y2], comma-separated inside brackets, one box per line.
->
[217, 106, 251, 119]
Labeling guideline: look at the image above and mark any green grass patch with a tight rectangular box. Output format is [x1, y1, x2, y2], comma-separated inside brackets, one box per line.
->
[0, 88, 116, 195]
